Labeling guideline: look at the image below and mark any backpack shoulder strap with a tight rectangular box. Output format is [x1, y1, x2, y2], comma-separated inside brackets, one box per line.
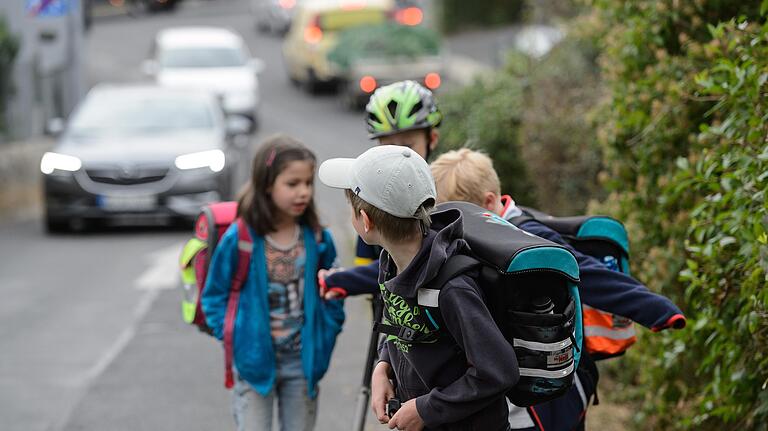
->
[417, 254, 483, 307]
[223, 218, 253, 389]
[374, 254, 482, 343]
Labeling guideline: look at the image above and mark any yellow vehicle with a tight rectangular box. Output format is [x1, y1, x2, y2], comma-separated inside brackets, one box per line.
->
[282, 0, 395, 93]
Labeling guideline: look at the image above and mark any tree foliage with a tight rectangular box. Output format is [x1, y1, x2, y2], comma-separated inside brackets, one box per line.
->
[587, 0, 768, 428]
[438, 33, 603, 215]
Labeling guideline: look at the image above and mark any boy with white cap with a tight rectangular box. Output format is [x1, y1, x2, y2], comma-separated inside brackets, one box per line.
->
[319, 145, 518, 431]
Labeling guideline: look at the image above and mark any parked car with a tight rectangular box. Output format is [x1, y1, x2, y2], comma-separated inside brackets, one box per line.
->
[41, 85, 251, 233]
[282, 0, 394, 93]
[251, 0, 302, 35]
[143, 26, 264, 130]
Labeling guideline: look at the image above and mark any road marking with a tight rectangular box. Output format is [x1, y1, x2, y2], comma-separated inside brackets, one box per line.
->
[81, 289, 159, 382]
[52, 242, 182, 430]
[135, 243, 183, 290]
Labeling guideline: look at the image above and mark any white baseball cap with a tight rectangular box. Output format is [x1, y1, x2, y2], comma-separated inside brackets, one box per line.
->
[318, 145, 436, 219]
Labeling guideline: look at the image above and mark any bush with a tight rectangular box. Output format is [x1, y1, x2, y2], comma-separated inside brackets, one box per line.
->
[438, 31, 603, 215]
[587, 0, 767, 428]
[517, 34, 604, 214]
[437, 63, 537, 206]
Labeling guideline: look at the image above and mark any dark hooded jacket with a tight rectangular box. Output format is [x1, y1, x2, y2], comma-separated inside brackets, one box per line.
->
[377, 208, 518, 431]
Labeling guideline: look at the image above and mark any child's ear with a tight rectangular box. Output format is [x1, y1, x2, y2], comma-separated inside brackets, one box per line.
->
[429, 128, 440, 151]
[360, 209, 373, 233]
[483, 192, 500, 213]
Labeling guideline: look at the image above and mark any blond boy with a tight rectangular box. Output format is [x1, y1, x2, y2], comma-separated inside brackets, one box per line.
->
[429, 148, 686, 431]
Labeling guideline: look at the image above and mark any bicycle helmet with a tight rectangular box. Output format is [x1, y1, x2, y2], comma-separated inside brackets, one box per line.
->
[365, 80, 442, 139]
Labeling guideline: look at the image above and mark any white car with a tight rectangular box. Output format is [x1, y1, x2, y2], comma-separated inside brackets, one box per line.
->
[144, 27, 265, 131]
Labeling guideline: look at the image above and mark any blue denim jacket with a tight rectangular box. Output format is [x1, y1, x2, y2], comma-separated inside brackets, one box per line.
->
[201, 223, 344, 398]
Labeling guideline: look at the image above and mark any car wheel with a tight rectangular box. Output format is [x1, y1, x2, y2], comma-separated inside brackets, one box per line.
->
[305, 69, 321, 95]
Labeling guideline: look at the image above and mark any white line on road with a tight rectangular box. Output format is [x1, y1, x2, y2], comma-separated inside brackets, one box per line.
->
[82, 289, 160, 382]
[135, 243, 183, 290]
[52, 242, 183, 431]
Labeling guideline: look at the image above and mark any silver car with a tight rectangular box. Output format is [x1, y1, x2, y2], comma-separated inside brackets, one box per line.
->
[252, 0, 301, 34]
[41, 85, 250, 232]
[143, 27, 264, 130]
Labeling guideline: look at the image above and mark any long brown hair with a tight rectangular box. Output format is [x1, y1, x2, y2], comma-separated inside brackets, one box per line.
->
[237, 134, 321, 236]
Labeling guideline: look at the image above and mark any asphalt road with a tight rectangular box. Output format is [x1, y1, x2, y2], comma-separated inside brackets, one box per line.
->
[0, 0, 384, 430]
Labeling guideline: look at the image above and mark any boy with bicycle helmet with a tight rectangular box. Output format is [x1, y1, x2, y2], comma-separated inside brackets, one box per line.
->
[321, 80, 442, 298]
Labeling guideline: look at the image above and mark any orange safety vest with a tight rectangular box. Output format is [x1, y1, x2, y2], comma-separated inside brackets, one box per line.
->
[582, 304, 636, 358]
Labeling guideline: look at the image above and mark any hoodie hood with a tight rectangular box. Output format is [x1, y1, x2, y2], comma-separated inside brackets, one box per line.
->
[500, 195, 523, 220]
[380, 208, 469, 298]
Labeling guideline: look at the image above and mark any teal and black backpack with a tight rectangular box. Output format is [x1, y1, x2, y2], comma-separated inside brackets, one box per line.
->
[510, 206, 637, 360]
[377, 201, 583, 407]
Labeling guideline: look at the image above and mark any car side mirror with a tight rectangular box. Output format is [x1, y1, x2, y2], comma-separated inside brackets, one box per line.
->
[46, 118, 65, 137]
[226, 115, 252, 139]
[248, 58, 265, 74]
[142, 59, 159, 77]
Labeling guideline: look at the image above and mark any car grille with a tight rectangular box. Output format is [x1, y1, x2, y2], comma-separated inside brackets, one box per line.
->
[87, 168, 169, 185]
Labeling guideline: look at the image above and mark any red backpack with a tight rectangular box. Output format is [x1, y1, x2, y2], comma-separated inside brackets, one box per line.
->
[180, 201, 251, 389]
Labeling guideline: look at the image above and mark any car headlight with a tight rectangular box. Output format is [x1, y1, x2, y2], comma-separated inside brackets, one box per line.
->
[175, 150, 226, 173]
[40, 152, 82, 174]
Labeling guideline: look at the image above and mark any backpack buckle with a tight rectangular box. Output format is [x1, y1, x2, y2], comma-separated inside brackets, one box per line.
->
[398, 327, 417, 342]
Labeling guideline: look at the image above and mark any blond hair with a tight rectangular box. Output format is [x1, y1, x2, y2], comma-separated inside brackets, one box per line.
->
[430, 149, 501, 206]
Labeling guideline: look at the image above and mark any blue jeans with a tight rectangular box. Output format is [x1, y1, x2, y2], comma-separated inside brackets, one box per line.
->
[232, 350, 317, 431]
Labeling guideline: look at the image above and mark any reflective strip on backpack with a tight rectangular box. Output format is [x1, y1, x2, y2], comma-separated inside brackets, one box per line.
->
[519, 362, 575, 379]
[417, 288, 441, 307]
[583, 325, 636, 340]
[513, 337, 572, 352]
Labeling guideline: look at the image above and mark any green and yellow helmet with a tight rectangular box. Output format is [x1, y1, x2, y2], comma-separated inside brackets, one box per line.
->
[365, 80, 442, 139]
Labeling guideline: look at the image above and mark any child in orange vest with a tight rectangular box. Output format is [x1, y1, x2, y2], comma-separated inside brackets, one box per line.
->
[430, 148, 686, 431]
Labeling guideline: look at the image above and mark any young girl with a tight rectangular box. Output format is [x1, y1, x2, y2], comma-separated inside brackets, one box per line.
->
[201, 134, 344, 431]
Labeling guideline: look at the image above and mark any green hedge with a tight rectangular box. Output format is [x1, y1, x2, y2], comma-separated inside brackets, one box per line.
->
[588, 0, 767, 428]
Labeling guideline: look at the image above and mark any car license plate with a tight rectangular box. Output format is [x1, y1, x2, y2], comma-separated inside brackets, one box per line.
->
[97, 194, 157, 212]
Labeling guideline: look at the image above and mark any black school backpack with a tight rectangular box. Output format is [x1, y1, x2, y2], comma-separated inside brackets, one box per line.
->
[510, 206, 637, 360]
[378, 202, 584, 407]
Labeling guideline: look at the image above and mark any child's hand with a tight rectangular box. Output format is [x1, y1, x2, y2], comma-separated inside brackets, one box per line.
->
[323, 289, 344, 300]
[371, 362, 395, 423]
[387, 399, 424, 431]
[318, 268, 346, 300]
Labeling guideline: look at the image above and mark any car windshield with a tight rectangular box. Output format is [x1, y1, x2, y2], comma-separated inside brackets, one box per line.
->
[68, 91, 217, 138]
[159, 47, 247, 68]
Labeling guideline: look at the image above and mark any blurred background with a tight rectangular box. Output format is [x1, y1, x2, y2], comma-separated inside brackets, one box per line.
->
[1, 1, 766, 430]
